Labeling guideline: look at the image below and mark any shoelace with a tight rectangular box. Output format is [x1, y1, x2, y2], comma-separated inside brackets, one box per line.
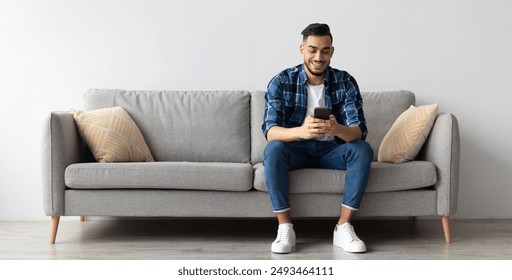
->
[276, 227, 290, 243]
[344, 224, 360, 241]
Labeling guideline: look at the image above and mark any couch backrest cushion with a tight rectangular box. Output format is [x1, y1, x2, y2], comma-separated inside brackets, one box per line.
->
[250, 91, 268, 164]
[84, 89, 251, 163]
[363, 91, 416, 161]
[250, 90, 415, 163]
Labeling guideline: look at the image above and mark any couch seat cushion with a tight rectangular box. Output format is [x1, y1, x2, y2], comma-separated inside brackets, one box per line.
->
[253, 161, 436, 193]
[65, 162, 253, 191]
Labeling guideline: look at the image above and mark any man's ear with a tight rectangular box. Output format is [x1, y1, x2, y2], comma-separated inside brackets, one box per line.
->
[330, 46, 335, 56]
[300, 43, 304, 55]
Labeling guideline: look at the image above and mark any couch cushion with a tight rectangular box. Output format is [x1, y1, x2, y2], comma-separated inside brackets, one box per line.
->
[253, 161, 436, 193]
[250, 90, 416, 163]
[71, 107, 154, 163]
[84, 89, 251, 163]
[65, 162, 253, 191]
[352, 91, 416, 161]
[250, 91, 268, 164]
[378, 104, 438, 163]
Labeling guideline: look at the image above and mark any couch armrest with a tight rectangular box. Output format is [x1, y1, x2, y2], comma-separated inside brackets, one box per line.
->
[42, 111, 87, 216]
[420, 113, 460, 216]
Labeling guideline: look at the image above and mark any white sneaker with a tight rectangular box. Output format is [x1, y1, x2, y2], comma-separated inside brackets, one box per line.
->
[333, 223, 366, 253]
[271, 223, 296, 254]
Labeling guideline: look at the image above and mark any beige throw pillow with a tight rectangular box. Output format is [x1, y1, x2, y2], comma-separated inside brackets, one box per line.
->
[71, 107, 155, 163]
[378, 104, 438, 164]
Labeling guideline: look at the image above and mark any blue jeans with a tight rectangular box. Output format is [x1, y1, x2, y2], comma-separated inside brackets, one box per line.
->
[263, 140, 373, 213]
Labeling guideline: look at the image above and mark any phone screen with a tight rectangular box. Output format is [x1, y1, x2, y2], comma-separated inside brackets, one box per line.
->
[314, 107, 330, 120]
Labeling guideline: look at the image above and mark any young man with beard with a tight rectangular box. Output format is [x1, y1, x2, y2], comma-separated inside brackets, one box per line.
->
[262, 23, 373, 254]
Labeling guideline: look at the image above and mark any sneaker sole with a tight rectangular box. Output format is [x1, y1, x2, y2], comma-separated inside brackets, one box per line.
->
[333, 239, 366, 253]
[271, 245, 295, 254]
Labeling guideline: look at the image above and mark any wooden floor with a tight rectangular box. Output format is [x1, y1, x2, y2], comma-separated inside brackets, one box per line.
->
[1, 218, 511, 260]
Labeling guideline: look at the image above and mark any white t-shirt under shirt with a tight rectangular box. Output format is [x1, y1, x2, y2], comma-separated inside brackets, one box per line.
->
[306, 83, 325, 117]
[304, 83, 334, 142]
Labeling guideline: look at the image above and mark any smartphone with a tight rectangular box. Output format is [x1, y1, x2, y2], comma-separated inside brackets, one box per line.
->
[314, 107, 330, 120]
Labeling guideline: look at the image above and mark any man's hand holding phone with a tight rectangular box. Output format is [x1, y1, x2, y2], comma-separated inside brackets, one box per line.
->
[298, 107, 338, 139]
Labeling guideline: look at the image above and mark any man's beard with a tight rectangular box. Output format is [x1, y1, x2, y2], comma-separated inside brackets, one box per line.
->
[304, 61, 328, 77]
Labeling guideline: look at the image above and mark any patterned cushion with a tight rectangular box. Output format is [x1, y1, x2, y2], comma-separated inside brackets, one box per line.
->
[71, 107, 154, 163]
[378, 104, 438, 163]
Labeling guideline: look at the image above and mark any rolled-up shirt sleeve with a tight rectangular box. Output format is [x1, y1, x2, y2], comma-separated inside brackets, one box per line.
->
[262, 75, 284, 140]
[342, 75, 368, 141]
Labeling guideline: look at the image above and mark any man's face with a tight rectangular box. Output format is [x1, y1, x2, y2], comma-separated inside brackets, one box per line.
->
[300, 35, 334, 78]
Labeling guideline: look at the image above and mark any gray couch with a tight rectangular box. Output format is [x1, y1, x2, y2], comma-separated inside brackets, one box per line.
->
[43, 89, 460, 244]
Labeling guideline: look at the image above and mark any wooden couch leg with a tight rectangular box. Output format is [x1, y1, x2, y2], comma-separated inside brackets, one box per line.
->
[50, 216, 60, 244]
[80, 216, 85, 222]
[441, 216, 451, 243]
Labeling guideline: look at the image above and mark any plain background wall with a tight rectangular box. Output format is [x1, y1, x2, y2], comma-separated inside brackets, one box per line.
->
[1, 0, 511, 220]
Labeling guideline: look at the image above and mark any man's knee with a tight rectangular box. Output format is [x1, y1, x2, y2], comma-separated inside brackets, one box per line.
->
[264, 141, 289, 160]
[349, 140, 374, 162]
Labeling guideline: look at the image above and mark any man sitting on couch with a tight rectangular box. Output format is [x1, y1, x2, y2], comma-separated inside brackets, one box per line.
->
[262, 23, 373, 254]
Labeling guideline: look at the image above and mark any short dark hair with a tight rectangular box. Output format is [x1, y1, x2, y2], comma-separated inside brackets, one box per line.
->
[301, 23, 332, 43]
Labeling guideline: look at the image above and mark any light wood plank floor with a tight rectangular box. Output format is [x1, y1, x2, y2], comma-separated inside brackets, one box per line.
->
[1, 218, 511, 260]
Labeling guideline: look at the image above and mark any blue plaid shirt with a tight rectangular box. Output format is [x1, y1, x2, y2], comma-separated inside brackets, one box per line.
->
[262, 64, 368, 144]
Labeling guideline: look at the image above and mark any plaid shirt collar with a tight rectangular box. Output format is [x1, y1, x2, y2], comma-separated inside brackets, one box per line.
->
[296, 64, 333, 87]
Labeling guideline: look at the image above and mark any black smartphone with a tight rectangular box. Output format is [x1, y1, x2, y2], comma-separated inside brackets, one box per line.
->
[314, 107, 330, 120]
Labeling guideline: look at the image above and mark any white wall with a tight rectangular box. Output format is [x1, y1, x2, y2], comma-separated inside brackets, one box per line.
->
[1, 0, 511, 220]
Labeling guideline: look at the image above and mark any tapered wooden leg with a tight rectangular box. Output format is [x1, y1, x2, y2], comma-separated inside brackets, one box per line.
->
[80, 216, 85, 222]
[441, 216, 451, 243]
[50, 216, 60, 244]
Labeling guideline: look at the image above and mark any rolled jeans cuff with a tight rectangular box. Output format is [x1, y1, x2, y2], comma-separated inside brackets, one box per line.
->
[341, 203, 359, 211]
[273, 207, 291, 213]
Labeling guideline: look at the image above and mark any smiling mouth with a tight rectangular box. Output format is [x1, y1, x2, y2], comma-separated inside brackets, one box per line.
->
[311, 60, 324, 67]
